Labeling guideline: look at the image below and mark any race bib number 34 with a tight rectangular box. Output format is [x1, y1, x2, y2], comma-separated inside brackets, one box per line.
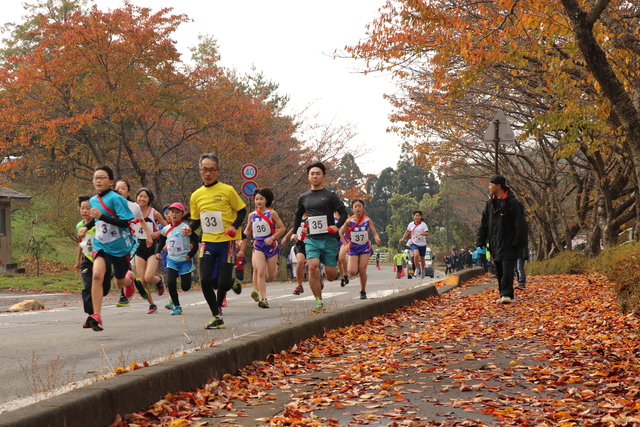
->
[308, 216, 328, 235]
[201, 211, 224, 234]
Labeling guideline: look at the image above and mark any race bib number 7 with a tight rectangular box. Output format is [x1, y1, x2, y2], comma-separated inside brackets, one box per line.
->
[308, 216, 328, 235]
[201, 211, 224, 234]
[167, 236, 186, 255]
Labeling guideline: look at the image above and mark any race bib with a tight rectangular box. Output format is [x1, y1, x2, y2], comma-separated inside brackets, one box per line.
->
[201, 211, 224, 234]
[253, 220, 271, 238]
[167, 236, 186, 256]
[79, 234, 94, 256]
[413, 234, 426, 245]
[308, 216, 328, 235]
[95, 220, 119, 244]
[351, 231, 369, 244]
[131, 222, 146, 239]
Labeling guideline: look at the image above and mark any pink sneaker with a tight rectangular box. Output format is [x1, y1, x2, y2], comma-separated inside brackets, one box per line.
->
[87, 313, 103, 331]
[124, 272, 136, 299]
[221, 298, 227, 307]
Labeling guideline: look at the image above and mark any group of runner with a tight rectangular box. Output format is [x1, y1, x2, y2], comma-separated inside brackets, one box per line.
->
[76, 156, 387, 332]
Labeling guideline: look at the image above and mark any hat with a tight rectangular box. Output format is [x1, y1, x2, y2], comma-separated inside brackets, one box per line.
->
[489, 175, 509, 188]
[169, 202, 185, 212]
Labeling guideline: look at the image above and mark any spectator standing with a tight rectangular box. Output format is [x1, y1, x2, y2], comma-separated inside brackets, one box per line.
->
[515, 246, 529, 290]
[475, 175, 528, 304]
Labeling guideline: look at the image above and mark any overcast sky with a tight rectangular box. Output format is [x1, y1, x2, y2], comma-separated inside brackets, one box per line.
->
[3, 0, 403, 175]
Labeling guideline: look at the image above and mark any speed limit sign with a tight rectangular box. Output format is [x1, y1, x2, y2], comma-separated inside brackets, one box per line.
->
[241, 164, 258, 180]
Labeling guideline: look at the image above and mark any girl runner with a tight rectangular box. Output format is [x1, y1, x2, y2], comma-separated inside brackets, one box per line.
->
[157, 203, 199, 315]
[114, 179, 152, 306]
[78, 165, 135, 331]
[243, 188, 285, 308]
[134, 187, 167, 313]
[340, 199, 381, 299]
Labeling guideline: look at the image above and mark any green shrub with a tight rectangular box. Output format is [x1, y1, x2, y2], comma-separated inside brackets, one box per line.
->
[587, 242, 640, 314]
[525, 251, 587, 276]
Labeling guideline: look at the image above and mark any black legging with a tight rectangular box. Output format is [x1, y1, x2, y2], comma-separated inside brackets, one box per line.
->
[167, 268, 192, 307]
[200, 260, 234, 316]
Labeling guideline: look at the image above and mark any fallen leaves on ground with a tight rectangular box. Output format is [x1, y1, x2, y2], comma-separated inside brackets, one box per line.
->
[114, 273, 640, 426]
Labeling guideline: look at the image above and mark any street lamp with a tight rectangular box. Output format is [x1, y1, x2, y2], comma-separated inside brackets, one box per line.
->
[483, 110, 515, 174]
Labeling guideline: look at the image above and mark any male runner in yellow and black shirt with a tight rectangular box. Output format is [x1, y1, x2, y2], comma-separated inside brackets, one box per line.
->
[184, 153, 246, 329]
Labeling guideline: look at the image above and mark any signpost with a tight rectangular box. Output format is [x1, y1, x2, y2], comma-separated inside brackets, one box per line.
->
[241, 181, 258, 197]
[483, 110, 515, 175]
[240, 163, 259, 213]
[241, 163, 258, 181]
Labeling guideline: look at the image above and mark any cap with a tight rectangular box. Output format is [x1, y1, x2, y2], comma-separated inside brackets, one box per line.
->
[169, 202, 185, 212]
[489, 175, 508, 188]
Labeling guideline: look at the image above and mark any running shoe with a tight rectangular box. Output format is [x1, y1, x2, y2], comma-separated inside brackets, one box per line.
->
[231, 279, 243, 294]
[312, 300, 325, 314]
[147, 304, 158, 314]
[515, 284, 526, 290]
[293, 285, 304, 295]
[135, 279, 149, 299]
[116, 295, 130, 307]
[165, 301, 174, 310]
[344, 274, 349, 285]
[123, 282, 135, 299]
[206, 316, 225, 329]
[251, 290, 260, 302]
[320, 280, 324, 290]
[170, 306, 182, 315]
[82, 320, 90, 329]
[340, 277, 345, 287]
[500, 297, 513, 304]
[86, 314, 103, 331]
[156, 275, 165, 296]
[360, 290, 367, 300]
[221, 298, 227, 307]
[258, 298, 269, 308]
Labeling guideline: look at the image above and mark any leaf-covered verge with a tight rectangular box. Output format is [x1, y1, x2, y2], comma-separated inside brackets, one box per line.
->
[112, 274, 640, 427]
[527, 242, 640, 313]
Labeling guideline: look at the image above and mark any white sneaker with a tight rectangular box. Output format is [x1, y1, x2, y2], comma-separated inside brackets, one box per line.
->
[500, 296, 513, 304]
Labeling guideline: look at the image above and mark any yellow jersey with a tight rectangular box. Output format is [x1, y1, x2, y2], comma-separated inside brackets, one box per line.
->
[190, 182, 246, 243]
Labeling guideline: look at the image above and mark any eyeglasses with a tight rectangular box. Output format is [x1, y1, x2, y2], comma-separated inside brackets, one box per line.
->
[200, 167, 218, 173]
[93, 176, 110, 181]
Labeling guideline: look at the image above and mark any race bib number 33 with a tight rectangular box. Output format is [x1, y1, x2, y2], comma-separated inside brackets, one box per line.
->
[201, 211, 224, 234]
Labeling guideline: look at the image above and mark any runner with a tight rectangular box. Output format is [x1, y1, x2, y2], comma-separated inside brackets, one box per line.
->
[75, 196, 112, 328]
[337, 212, 349, 287]
[243, 188, 285, 308]
[78, 165, 135, 331]
[114, 179, 151, 307]
[399, 210, 430, 278]
[134, 187, 167, 313]
[340, 199, 381, 299]
[183, 153, 245, 330]
[291, 162, 348, 313]
[284, 213, 309, 295]
[157, 203, 199, 315]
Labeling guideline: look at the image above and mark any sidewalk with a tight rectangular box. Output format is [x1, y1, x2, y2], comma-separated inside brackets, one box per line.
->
[114, 273, 640, 426]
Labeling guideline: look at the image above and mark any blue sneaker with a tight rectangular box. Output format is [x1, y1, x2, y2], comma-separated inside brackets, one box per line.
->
[165, 301, 174, 310]
[170, 306, 182, 315]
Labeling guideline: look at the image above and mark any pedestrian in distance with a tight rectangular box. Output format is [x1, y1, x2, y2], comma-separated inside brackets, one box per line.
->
[182, 153, 245, 330]
[515, 246, 529, 290]
[393, 249, 405, 279]
[157, 202, 199, 315]
[243, 188, 285, 309]
[475, 175, 528, 304]
[399, 210, 430, 278]
[286, 213, 309, 295]
[339, 199, 381, 299]
[78, 165, 136, 331]
[75, 196, 112, 328]
[291, 162, 348, 313]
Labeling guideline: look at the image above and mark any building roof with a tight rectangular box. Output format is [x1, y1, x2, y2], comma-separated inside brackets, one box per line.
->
[0, 187, 31, 201]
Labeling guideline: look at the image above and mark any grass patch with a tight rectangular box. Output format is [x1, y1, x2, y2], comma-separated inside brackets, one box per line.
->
[0, 271, 83, 293]
[525, 250, 587, 275]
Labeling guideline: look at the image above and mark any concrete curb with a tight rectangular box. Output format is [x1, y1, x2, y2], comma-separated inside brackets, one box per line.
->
[438, 267, 486, 294]
[0, 276, 479, 427]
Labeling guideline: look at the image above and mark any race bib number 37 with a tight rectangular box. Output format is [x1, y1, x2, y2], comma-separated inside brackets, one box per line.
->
[308, 216, 328, 235]
[201, 211, 224, 234]
[351, 231, 369, 244]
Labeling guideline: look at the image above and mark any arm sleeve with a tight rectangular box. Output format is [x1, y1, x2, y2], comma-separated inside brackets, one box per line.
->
[100, 215, 130, 229]
[84, 218, 96, 230]
[292, 198, 304, 232]
[475, 203, 489, 247]
[512, 200, 528, 248]
[331, 194, 348, 229]
[187, 233, 200, 259]
[188, 219, 201, 232]
[156, 234, 167, 255]
[231, 207, 247, 230]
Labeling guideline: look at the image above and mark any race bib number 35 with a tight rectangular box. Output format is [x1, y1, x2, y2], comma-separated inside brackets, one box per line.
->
[308, 216, 328, 235]
[201, 211, 224, 234]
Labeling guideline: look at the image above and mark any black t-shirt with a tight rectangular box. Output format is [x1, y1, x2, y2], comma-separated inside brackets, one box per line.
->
[293, 188, 347, 239]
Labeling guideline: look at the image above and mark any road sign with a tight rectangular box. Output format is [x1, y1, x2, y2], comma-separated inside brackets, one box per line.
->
[483, 110, 515, 144]
[241, 180, 258, 197]
[241, 163, 258, 180]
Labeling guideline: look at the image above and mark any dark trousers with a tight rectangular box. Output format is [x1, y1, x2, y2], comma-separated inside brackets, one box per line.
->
[478, 254, 488, 273]
[167, 268, 192, 307]
[495, 258, 516, 299]
[81, 259, 111, 315]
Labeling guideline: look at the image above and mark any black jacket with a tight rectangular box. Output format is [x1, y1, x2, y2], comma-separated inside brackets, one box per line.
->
[475, 190, 527, 261]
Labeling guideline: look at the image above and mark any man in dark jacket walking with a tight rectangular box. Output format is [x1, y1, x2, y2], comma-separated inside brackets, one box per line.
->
[475, 175, 528, 304]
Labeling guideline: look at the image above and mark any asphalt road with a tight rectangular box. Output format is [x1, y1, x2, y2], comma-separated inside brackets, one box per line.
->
[0, 266, 444, 412]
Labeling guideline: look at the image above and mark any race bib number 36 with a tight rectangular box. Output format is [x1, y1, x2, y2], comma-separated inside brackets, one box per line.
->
[308, 216, 328, 235]
[201, 211, 224, 234]
[253, 220, 271, 238]
[95, 221, 119, 244]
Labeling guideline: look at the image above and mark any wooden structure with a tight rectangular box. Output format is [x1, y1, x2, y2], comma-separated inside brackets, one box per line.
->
[0, 187, 31, 273]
